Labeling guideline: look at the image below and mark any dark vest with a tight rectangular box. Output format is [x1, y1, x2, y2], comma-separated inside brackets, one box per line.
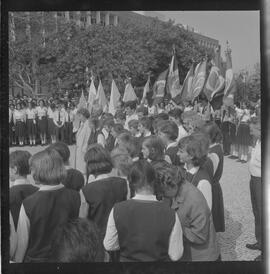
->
[82, 177, 127, 238]
[23, 187, 80, 262]
[186, 168, 211, 188]
[113, 199, 175, 262]
[208, 144, 224, 183]
[105, 133, 115, 152]
[10, 184, 39, 229]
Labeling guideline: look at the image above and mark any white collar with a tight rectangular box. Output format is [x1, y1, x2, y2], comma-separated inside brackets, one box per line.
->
[187, 166, 200, 175]
[88, 173, 111, 183]
[38, 183, 65, 191]
[13, 178, 28, 186]
[135, 132, 141, 138]
[144, 131, 151, 137]
[167, 141, 178, 149]
[132, 194, 157, 201]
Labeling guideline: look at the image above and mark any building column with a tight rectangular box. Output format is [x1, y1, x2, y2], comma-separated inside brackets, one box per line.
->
[96, 11, 101, 24]
[105, 12, 110, 26]
[86, 11, 91, 27]
[113, 15, 118, 26]
[65, 11, 70, 22]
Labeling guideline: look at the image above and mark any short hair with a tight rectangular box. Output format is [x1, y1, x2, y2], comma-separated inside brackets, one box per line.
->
[200, 121, 223, 144]
[128, 160, 156, 192]
[142, 136, 165, 161]
[178, 133, 210, 167]
[111, 147, 133, 177]
[30, 149, 67, 185]
[47, 142, 70, 164]
[103, 118, 115, 129]
[50, 218, 103, 262]
[117, 132, 138, 158]
[9, 150, 32, 176]
[158, 120, 179, 141]
[156, 112, 169, 120]
[125, 101, 137, 110]
[114, 110, 126, 121]
[136, 106, 148, 116]
[128, 119, 139, 130]
[84, 144, 113, 177]
[113, 123, 124, 135]
[77, 108, 90, 119]
[139, 117, 152, 131]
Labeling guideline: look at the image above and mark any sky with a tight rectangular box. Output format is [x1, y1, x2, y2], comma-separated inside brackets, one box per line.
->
[135, 11, 260, 73]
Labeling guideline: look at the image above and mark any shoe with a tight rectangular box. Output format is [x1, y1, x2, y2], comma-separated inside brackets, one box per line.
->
[254, 254, 261, 261]
[246, 243, 261, 250]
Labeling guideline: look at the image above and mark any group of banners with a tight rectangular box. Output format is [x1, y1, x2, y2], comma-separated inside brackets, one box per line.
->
[79, 45, 237, 114]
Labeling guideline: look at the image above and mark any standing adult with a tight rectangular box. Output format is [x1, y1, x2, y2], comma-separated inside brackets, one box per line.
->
[14, 103, 26, 146]
[74, 108, 91, 177]
[36, 99, 48, 146]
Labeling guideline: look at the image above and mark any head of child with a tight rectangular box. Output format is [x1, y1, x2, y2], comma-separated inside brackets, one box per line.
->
[199, 121, 223, 145]
[77, 108, 90, 122]
[157, 120, 178, 146]
[128, 119, 139, 137]
[84, 144, 113, 180]
[177, 133, 210, 170]
[50, 218, 103, 262]
[9, 150, 32, 182]
[102, 118, 114, 134]
[136, 106, 148, 119]
[142, 136, 165, 161]
[111, 123, 124, 138]
[128, 160, 156, 195]
[138, 117, 152, 136]
[30, 149, 67, 185]
[155, 164, 184, 200]
[47, 142, 70, 166]
[125, 101, 137, 116]
[111, 147, 133, 178]
[114, 110, 126, 125]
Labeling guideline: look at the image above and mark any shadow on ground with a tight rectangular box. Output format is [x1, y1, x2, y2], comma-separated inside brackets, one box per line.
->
[219, 209, 242, 261]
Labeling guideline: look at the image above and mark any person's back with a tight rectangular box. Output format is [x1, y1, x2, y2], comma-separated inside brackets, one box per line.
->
[23, 186, 80, 262]
[82, 177, 127, 238]
[113, 199, 175, 262]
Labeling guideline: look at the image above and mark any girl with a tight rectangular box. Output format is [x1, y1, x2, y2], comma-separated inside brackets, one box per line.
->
[26, 102, 37, 146]
[47, 103, 56, 144]
[103, 160, 183, 262]
[13, 103, 26, 146]
[36, 99, 48, 145]
[14, 149, 80, 262]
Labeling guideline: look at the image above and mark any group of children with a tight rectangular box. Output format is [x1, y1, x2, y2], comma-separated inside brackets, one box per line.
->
[9, 95, 261, 262]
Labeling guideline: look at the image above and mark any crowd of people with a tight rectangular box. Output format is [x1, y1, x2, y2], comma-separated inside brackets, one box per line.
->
[9, 92, 261, 262]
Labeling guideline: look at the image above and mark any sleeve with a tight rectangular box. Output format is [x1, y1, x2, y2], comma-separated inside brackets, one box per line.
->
[103, 208, 120, 251]
[79, 189, 89, 218]
[208, 153, 219, 175]
[168, 213, 183, 261]
[197, 180, 212, 210]
[14, 204, 30, 262]
[97, 133, 106, 148]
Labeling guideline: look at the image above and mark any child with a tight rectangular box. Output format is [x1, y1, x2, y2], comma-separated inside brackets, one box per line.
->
[64, 105, 74, 145]
[14, 149, 80, 262]
[13, 103, 26, 146]
[26, 102, 37, 146]
[128, 119, 141, 138]
[53, 104, 65, 142]
[36, 99, 48, 145]
[47, 103, 56, 144]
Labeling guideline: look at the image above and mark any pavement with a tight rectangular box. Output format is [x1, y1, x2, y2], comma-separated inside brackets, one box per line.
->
[9, 144, 261, 261]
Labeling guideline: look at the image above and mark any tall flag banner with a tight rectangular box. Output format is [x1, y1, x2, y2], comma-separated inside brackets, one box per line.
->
[173, 62, 195, 104]
[95, 80, 108, 111]
[223, 46, 237, 107]
[190, 59, 207, 102]
[122, 78, 137, 102]
[167, 47, 182, 99]
[152, 69, 168, 105]
[87, 77, 97, 113]
[142, 74, 151, 99]
[78, 90, 87, 109]
[109, 79, 121, 115]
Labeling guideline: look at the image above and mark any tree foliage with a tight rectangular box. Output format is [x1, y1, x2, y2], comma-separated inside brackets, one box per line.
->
[9, 12, 210, 97]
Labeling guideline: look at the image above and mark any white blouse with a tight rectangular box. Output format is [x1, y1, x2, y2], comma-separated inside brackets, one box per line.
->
[14, 110, 26, 122]
[36, 106, 47, 118]
[26, 108, 37, 119]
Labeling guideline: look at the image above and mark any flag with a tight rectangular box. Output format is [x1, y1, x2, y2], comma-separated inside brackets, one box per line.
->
[122, 80, 137, 103]
[223, 49, 237, 107]
[152, 69, 168, 105]
[190, 60, 207, 102]
[173, 62, 195, 104]
[95, 80, 108, 112]
[167, 49, 182, 99]
[87, 79, 97, 113]
[109, 79, 121, 115]
[78, 90, 87, 109]
[142, 75, 151, 99]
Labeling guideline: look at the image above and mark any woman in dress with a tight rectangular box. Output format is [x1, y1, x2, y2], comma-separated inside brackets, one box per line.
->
[26, 102, 37, 146]
[47, 103, 56, 144]
[36, 99, 48, 145]
[14, 103, 26, 146]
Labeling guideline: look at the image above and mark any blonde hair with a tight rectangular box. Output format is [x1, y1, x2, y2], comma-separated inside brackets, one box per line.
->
[30, 149, 67, 185]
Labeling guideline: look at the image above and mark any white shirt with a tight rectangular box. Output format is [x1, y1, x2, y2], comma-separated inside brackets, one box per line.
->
[36, 106, 47, 118]
[249, 140, 261, 177]
[47, 107, 55, 119]
[188, 166, 212, 210]
[26, 108, 37, 119]
[13, 110, 26, 122]
[53, 110, 66, 126]
[177, 125, 188, 142]
[103, 193, 183, 261]
[64, 111, 74, 122]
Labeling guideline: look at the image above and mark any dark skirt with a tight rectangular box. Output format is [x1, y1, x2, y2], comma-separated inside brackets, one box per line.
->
[212, 181, 225, 232]
[26, 119, 37, 136]
[38, 116, 47, 135]
[47, 118, 55, 136]
[228, 122, 236, 144]
[236, 123, 251, 146]
[15, 121, 26, 138]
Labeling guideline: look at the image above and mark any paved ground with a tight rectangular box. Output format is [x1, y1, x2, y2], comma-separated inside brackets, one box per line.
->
[9, 144, 260, 261]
